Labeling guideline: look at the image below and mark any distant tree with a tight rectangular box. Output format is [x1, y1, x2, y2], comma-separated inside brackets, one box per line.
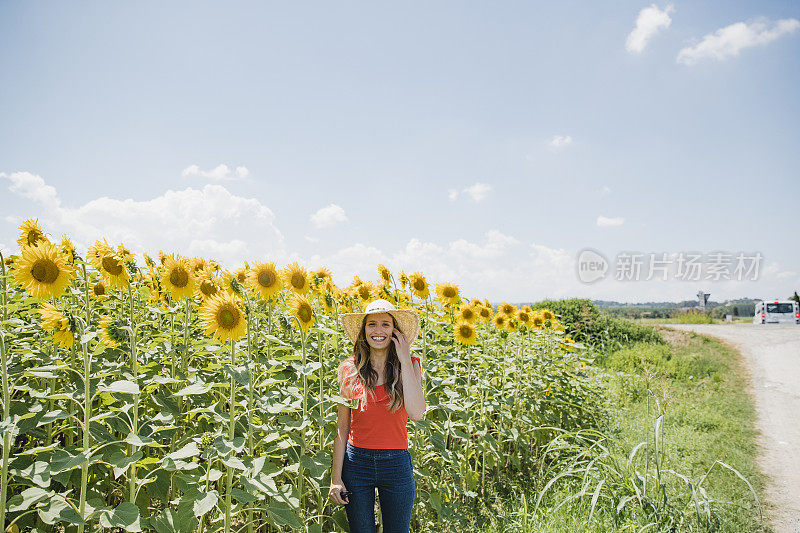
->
[790, 291, 800, 305]
[733, 307, 739, 317]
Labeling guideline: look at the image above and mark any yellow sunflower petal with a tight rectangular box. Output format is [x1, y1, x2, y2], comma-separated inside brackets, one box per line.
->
[14, 242, 74, 299]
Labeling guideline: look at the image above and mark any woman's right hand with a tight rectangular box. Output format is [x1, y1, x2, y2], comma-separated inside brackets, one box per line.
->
[328, 481, 350, 505]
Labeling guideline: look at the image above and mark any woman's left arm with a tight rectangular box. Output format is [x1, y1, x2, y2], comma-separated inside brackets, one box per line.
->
[393, 328, 426, 420]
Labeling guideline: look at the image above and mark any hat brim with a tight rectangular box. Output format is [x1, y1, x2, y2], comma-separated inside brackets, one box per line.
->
[340, 308, 421, 346]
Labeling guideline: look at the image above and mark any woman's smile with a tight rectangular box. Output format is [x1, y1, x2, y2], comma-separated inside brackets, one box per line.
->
[365, 312, 394, 350]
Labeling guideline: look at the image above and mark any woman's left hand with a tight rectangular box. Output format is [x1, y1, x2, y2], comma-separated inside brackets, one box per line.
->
[391, 328, 412, 363]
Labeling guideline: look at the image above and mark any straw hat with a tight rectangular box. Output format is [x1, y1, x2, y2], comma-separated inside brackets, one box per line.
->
[340, 299, 420, 345]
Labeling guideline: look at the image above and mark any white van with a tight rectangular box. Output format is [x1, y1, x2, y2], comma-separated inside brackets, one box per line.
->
[753, 300, 799, 324]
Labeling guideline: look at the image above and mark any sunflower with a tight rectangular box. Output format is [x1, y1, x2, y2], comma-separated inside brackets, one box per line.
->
[161, 255, 196, 300]
[93, 242, 130, 288]
[13, 242, 74, 299]
[248, 261, 282, 301]
[235, 264, 249, 284]
[283, 262, 310, 295]
[457, 303, 477, 323]
[117, 243, 133, 259]
[312, 267, 332, 289]
[321, 291, 337, 313]
[477, 305, 493, 323]
[58, 235, 76, 264]
[87, 239, 111, 270]
[190, 257, 208, 272]
[99, 316, 128, 348]
[377, 264, 392, 287]
[516, 309, 531, 327]
[92, 281, 109, 300]
[395, 290, 412, 308]
[541, 309, 555, 321]
[144, 270, 165, 303]
[158, 251, 168, 265]
[498, 302, 516, 316]
[408, 272, 429, 299]
[195, 270, 220, 302]
[199, 292, 247, 342]
[221, 270, 245, 296]
[16, 219, 48, 248]
[398, 271, 409, 289]
[354, 281, 374, 302]
[454, 321, 477, 346]
[436, 282, 461, 306]
[290, 295, 315, 333]
[143, 253, 157, 270]
[39, 302, 75, 349]
[531, 314, 544, 329]
[492, 314, 506, 331]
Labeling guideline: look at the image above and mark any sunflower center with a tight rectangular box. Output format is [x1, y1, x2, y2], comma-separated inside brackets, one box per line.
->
[200, 280, 217, 297]
[459, 325, 473, 338]
[217, 305, 240, 329]
[27, 231, 42, 246]
[443, 287, 456, 298]
[291, 273, 305, 289]
[102, 256, 123, 276]
[31, 259, 59, 284]
[463, 309, 474, 319]
[258, 271, 275, 288]
[413, 280, 425, 291]
[170, 267, 189, 288]
[93, 282, 106, 296]
[298, 305, 312, 322]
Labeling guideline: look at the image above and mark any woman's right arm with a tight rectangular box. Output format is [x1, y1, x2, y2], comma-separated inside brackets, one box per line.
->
[329, 404, 351, 505]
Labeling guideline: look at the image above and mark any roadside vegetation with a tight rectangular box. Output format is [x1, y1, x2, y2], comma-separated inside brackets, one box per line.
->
[476, 306, 768, 532]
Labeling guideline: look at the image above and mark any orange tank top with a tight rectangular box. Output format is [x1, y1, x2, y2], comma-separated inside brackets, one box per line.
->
[347, 356, 421, 449]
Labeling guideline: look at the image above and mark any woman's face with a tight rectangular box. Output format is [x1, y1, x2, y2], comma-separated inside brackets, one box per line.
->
[363, 312, 395, 351]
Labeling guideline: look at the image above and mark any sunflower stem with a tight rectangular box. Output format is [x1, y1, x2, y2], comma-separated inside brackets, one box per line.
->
[245, 298, 254, 533]
[225, 338, 235, 533]
[127, 283, 139, 503]
[77, 319, 92, 533]
[0, 332, 11, 532]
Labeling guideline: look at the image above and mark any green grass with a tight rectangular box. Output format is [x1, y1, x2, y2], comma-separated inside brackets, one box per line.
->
[469, 328, 769, 532]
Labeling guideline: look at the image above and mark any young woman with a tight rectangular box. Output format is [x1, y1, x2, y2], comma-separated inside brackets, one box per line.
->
[328, 299, 426, 533]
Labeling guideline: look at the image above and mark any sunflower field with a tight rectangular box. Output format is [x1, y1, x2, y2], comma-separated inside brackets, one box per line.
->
[0, 220, 600, 532]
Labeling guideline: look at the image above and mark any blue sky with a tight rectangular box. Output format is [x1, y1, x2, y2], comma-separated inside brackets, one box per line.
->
[1, 1, 799, 302]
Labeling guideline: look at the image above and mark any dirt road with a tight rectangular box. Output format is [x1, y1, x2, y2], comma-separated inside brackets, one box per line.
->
[666, 324, 800, 532]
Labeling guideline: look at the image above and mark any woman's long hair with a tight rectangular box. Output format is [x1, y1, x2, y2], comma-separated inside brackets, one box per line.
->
[338, 315, 405, 412]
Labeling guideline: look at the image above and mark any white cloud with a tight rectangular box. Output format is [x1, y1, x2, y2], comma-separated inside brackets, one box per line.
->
[2, 171, 284, 266]
[310, 204, 348, 229]
[626, 4, 674, 54]
[448, 183, 492, 203]
[462, 182, 492, 202]
[1, 171, 61, 210]
[597, 216, 625, 227]
[547, 135, 573, 149]
[677, 18, 800, 65]
[181, 163, 250, 181]
[310, 231, 576, 301]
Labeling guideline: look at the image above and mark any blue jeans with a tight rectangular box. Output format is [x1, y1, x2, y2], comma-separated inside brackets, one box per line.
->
[341, 442, 416, 533]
